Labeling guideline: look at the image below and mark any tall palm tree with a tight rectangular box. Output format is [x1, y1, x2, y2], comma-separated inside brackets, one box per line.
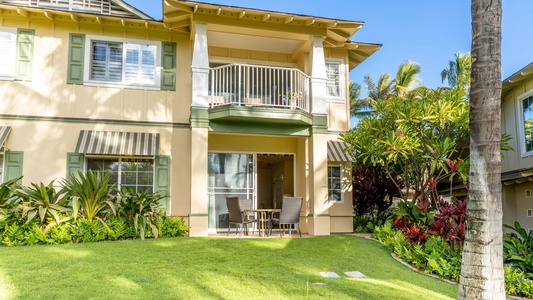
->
[395, 60, 422, 97]
[349, 81, 372, 119]
[458, 0, 505, 299]
[441, 52, 472, 91]
[363, 73, 394, 102]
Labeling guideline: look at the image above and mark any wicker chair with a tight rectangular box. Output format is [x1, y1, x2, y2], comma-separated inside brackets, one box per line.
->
[271, 196, 302, 238]
[226, 197, 257, 237]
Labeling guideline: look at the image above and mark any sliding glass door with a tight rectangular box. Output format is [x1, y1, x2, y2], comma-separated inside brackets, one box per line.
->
[208, 153, 256, 232]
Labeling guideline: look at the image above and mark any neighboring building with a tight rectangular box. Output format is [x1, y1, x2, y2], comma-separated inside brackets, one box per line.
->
[502, 62, 533, 231]
[0, 0, 380, 236]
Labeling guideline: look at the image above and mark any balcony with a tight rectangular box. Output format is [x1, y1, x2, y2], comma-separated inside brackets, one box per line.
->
[209, 64, 310, 112]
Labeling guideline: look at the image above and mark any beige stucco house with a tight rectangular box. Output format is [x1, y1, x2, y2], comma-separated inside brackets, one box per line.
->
[0, 0, 379, 236]
[501, 62, 533, 231]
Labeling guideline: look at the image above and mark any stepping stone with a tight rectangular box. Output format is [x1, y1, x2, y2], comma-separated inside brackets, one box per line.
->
[320, 271, 340, 278]
[313, 282, 325, 285]
[345, 271, 366, 278]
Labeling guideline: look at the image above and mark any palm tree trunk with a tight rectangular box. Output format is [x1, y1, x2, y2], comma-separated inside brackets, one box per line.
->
[458, 0, 505, 299]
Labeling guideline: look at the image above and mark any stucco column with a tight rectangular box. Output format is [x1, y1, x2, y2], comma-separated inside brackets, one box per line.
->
[307, 36, 330, 235]
[189, 22, 209, 236]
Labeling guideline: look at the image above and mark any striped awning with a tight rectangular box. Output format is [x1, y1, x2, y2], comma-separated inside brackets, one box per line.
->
[0, 126, 11, 149]
[327, 140, 354, 162]
[75, 130, 159, 156]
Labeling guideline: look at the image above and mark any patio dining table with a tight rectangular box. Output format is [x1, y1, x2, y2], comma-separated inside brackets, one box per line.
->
[243, 208, 281, 237]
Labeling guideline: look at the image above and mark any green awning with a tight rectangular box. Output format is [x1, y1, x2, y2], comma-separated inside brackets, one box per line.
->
[327, 140, 354, 162]
[0, 126, 12, 150]
[75, 130, 159, 156]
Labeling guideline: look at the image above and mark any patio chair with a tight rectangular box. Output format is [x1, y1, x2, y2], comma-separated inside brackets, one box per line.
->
[271, 196, 302, 238]
[239, 199, 256, 235]
[226, 197, 257, 237]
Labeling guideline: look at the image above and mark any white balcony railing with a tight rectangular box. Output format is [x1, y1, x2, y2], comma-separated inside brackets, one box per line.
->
[3, 0, 111, 14]
[209, 64, 309, 112]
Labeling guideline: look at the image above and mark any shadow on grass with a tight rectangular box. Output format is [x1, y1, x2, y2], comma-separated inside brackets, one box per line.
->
[0, 235, 457, 299]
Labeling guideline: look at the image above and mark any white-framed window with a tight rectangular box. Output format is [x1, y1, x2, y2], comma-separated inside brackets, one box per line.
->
[518, 91, 533, 156]
[328, 165, 343, 203]
[84, 35, 161, 89]
[86, 157, 154, 193]
[0, 27, 16, 80]
[325, 60, 345, 102]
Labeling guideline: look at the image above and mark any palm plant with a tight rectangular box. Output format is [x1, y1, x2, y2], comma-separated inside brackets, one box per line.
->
[349, 81, 373, 119]
[364, 73, 394, 102]
[395, 60, 422, 97]
[441, 52, 471, 91]
[60, 170, 116, 222]
[16, 180, 71, 232]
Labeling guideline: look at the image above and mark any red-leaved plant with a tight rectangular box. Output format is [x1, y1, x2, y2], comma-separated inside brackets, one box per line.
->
[429, 196, 467, 249]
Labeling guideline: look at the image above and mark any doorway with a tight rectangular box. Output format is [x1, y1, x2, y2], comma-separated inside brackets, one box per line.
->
[256, 154, 294, 210]
[207, 152, 294, 232]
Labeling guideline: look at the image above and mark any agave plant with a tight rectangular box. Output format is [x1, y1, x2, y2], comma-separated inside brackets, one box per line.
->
[16, 180, 71, 232]
[117, 186, 163, 240]
[0, 176, 23, 226]
[60, 170, 117, 222]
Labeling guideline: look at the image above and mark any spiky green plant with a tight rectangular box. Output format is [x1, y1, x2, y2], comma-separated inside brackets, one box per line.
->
[60, 171, 116, 222]
[117, 187, 162, 240]
[16, 180, 71, 232]
[0, 177, 22, 227]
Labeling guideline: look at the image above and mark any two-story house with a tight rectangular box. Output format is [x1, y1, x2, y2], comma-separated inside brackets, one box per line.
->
[0, 0, 380, 236]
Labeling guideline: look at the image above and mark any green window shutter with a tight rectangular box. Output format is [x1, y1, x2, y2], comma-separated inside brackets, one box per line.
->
[67, 33, 86, 85]
[15, 28, 34, 81]
[66, 152, 85, 179]
[4, 151, 23, 184]
[160, 42, 176, 91]
[155, 155, 171, 213]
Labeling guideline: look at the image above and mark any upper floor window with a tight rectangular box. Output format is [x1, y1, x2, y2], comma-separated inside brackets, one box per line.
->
[85, 36, 160, 89]
[326, 60, 344, 101]
[0, 27, 34, 81]
[67, 33, 176, 90]
[328, 165, 343, 203]
[522, 94, 533, 155]
[0, 28, 16, 80]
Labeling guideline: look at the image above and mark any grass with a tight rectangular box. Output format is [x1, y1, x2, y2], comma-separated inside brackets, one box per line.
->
[0, 235, 457, 299]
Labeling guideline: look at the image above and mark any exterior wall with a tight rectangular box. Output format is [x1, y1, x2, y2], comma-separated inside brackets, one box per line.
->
[328, 162, 353, 233]
[0, 17, 191, 124]
[0, 11, 193, 218]
[503, 182, 533, 233]
[502, 77, 533, 173]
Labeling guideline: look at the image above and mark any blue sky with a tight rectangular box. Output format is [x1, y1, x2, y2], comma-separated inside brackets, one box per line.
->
[130, 0, 532, 92]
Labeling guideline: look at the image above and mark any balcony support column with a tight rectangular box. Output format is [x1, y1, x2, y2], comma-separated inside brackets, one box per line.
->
[189, 22, 209, 236]
[309, 36, 327, 115]
[191, 22, 209, 108]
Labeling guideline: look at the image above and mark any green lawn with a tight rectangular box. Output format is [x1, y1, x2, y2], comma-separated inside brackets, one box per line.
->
[0, 235, 457, 299]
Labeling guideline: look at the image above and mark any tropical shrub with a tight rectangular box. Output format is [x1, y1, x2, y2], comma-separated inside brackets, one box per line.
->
[61, 170, 117, 222]
[393, 198, 435, 227]
[429, 197, 467, 249]
[373, 223, 461, 281]
[0, 177, 22, 228]
[116, 187, 163, 240]
[70, 218, 108, 243]
[1, 222, 26, 246]
[505, 266, 533, 297]
[503, 221, 533, 278]
[106, 217, 133, 241]
[158, 213, 189, 237]
[352, 166, 400, 231]
[16, 180, 71, 232]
